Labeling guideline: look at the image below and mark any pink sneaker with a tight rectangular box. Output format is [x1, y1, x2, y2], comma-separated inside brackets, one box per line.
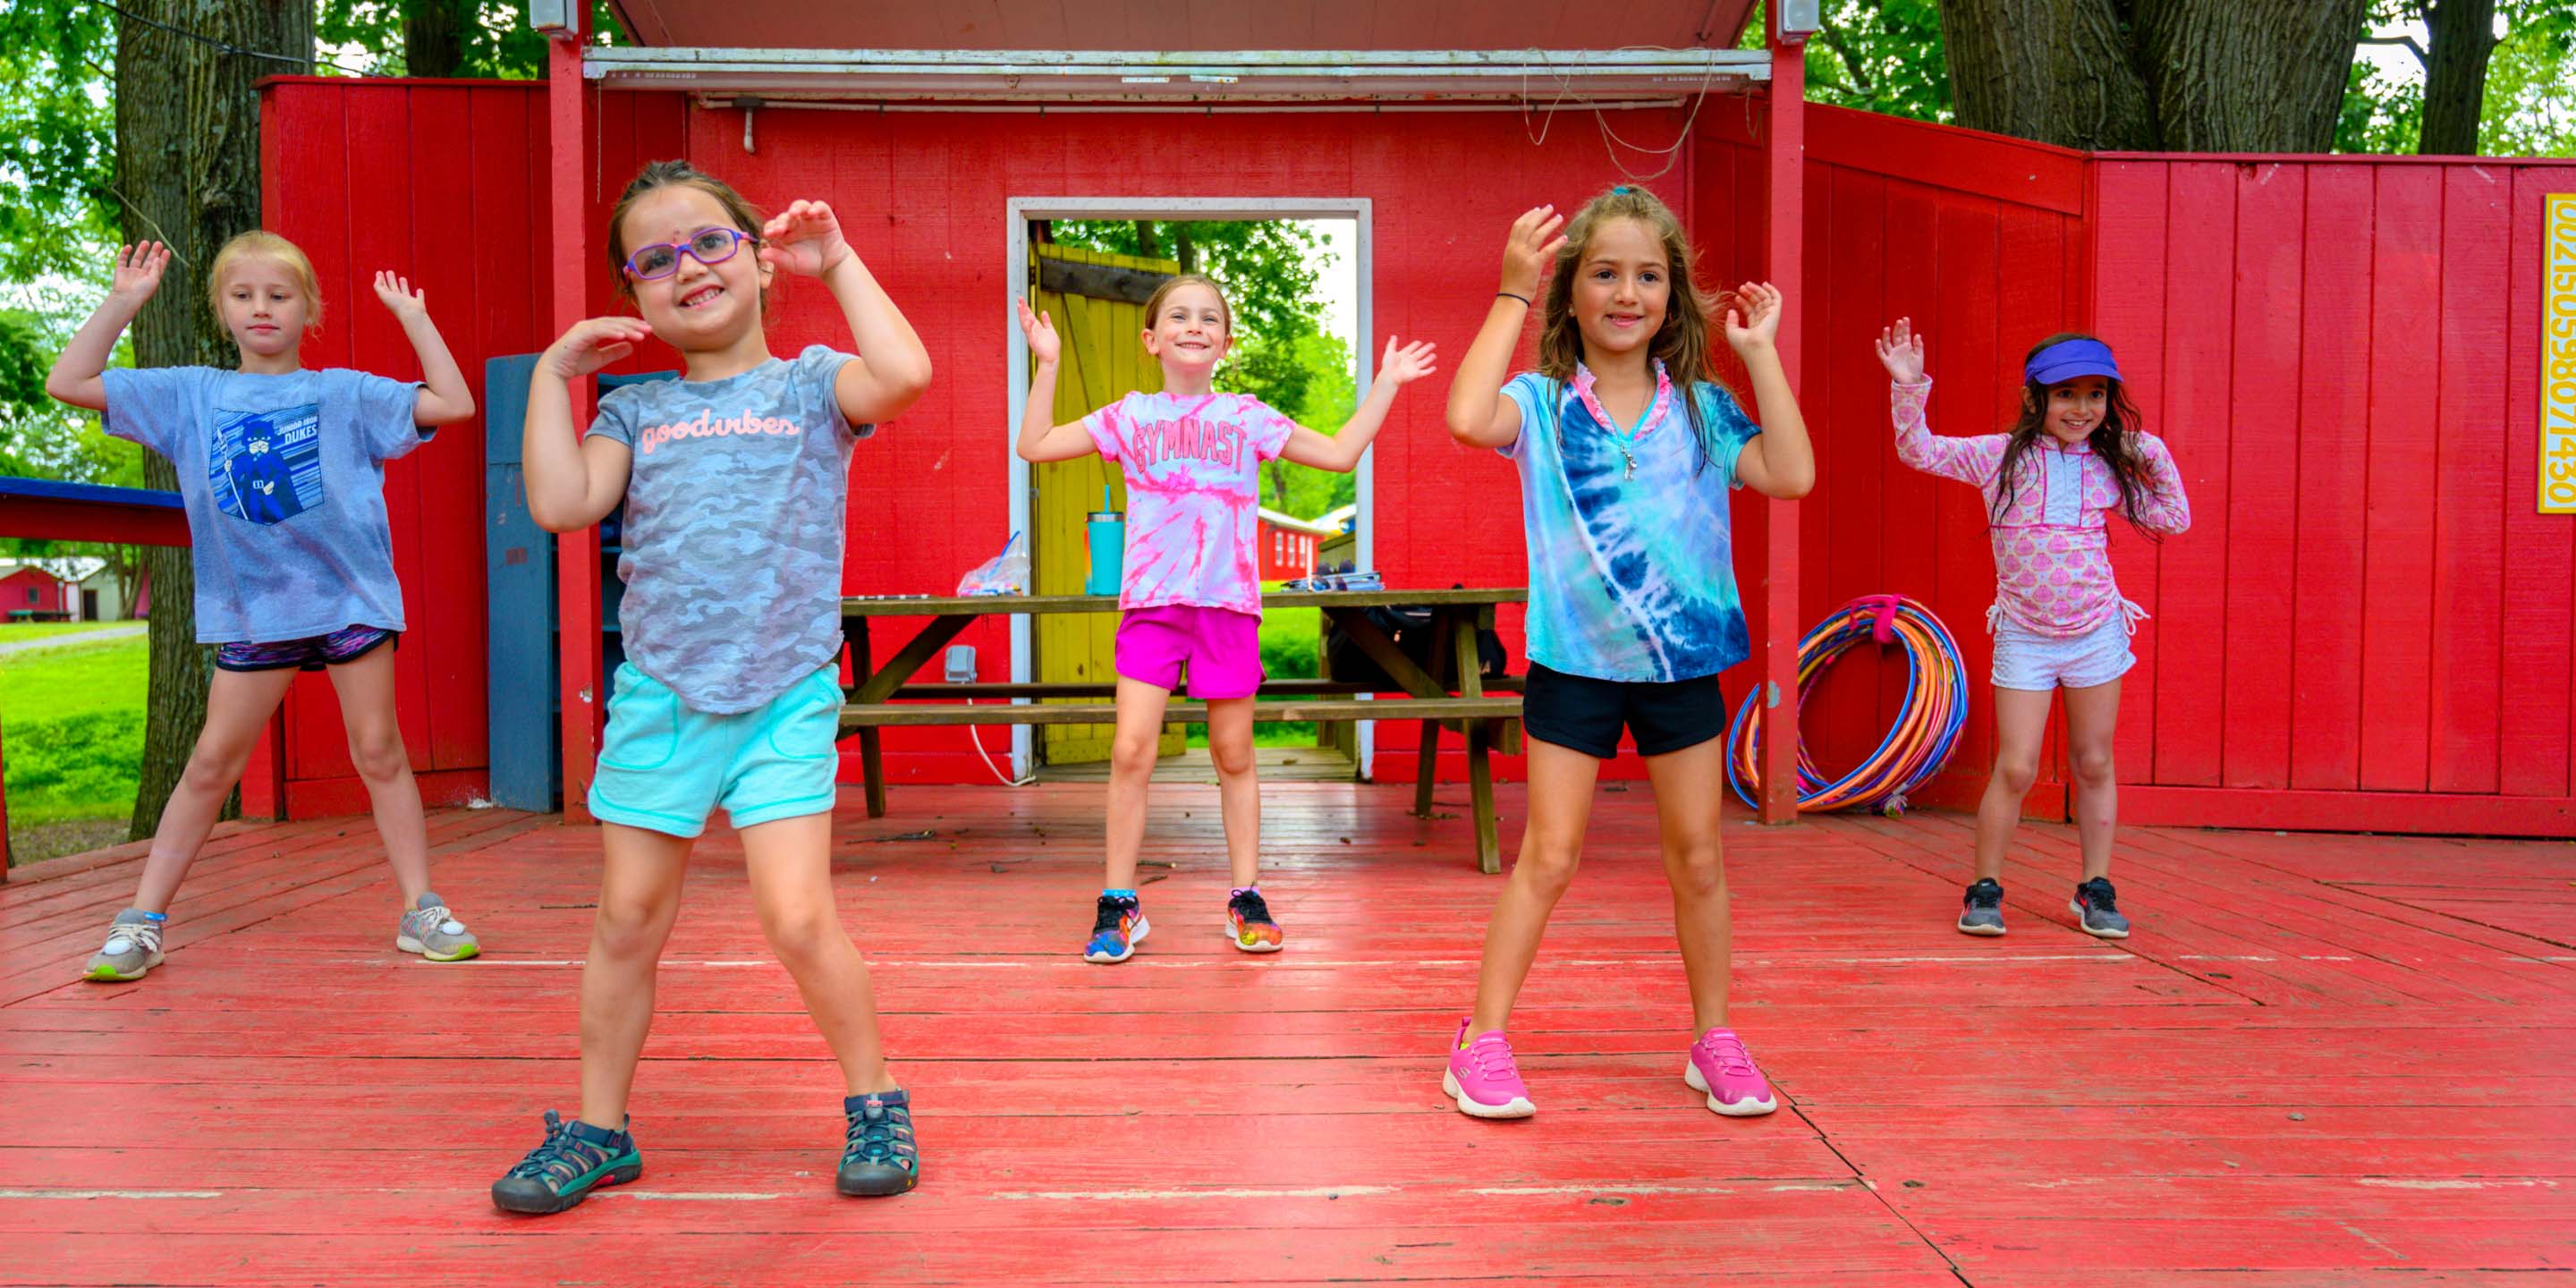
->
[1684, 1027, 1778, 1116]
[1443, 1018, 1536, 1119]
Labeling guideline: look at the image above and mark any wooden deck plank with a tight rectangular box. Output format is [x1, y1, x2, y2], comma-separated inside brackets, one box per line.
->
[0, 790, 2569, 1284]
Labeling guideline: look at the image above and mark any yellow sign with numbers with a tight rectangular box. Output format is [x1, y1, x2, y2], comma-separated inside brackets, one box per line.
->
[2546, 194, 2576, 513]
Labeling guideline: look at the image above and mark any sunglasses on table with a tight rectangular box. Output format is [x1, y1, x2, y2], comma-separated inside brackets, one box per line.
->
[623, 227, 757, 281]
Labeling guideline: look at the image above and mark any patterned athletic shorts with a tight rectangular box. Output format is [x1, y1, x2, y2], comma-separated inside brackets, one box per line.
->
[214, 624, 399, 673]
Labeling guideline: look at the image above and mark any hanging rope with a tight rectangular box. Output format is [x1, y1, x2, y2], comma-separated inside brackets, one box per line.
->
[1726, 594, 1969, 816]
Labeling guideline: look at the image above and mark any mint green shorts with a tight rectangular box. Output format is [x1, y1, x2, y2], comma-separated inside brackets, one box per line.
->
[587, 663, 844, 838]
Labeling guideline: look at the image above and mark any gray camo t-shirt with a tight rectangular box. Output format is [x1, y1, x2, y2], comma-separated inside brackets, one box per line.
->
[587, 345, 869, 714]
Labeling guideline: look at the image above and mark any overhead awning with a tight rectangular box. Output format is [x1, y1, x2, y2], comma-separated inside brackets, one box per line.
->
[580, 47, 1769, 105]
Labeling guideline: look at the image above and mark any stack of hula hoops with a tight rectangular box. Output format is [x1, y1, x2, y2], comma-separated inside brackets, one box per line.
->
[1725, 594, 1969, 817]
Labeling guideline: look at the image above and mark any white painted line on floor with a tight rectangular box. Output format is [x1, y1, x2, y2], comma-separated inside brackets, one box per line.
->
[2357, 1177, 2559, 1191]
[0, 1189, 225, 1199]
[990, 1185, 1396, 1200]
[592, 1190, 786, 1201]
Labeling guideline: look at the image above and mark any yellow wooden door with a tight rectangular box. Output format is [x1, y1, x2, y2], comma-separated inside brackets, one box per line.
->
[1030, 243, 1186, 766]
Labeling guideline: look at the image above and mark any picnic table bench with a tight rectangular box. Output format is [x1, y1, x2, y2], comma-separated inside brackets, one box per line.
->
[840, 588, 1526, 872]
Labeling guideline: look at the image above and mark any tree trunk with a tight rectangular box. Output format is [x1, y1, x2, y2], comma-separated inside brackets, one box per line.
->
[114, 0, 310, 841]
[2417, 0, 2497, 154]
[405, 0, 470, 78]
[1938, 0, 2158, 149]
[1939, 0, 2368, 152]
[2132, 0, 2369, 151]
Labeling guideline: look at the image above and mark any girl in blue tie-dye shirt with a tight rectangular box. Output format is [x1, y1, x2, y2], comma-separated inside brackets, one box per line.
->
[1438, 185, 1815, 1123]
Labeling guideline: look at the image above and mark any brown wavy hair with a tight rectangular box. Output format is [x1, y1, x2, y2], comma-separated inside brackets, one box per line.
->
[1994, 331, 2163, 539]
[1533, 185, 1730, 472]
[606, 160, 767, 308]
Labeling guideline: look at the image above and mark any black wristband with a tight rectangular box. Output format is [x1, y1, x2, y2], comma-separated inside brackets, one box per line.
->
[1496, 291, 1531, 307]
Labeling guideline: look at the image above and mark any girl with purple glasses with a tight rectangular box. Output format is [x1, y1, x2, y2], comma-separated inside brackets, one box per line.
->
[1877, 322, 2191, 940]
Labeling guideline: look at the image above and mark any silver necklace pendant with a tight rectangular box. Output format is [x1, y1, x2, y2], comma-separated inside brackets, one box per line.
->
[1621, 444, 1637, 479]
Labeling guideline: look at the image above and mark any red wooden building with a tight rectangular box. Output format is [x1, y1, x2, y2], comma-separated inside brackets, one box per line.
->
[0, 564, 72, 621]
[242, 2, 2576, 836]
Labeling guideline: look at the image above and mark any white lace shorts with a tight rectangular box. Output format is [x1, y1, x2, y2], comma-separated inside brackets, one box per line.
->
[1989, 606, 2138, 691]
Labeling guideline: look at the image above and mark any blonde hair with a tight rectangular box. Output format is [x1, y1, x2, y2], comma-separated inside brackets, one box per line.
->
[1141, 273, 1233, 334]
[207, 230, 324, 332]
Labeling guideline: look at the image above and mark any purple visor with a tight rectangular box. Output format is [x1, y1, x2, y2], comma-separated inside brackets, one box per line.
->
[2025, 337, 2123, 387]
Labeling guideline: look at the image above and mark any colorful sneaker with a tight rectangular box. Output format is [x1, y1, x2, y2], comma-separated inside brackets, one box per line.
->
[1082, 894, 1148, 963]
[1957, 878, 2007, 936]
[1226, 888, 1284, 953]
[837, 1089, 921, 1196]
[1443, 1017, 1536, 1119]
[491, 1110, 641, 1215]
[396, 892, 480, 962]
[2071, 877, 2131, 939]
[1685, 1027, 1779, 1116]
[81, 908, 165, 982]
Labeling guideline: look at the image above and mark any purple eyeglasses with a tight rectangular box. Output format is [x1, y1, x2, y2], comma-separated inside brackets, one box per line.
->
[624, 226, 755, 281]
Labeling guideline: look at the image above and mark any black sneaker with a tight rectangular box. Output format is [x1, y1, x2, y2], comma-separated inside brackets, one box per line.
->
[1082, 894, 1148, 963]
[838, 1089, 921, 1196]
[1226, 888, 1284, 953]
[2071, 877, 2131, 939]
[1957, 878, 2007, 936]
[492, 1110, 641, 1214]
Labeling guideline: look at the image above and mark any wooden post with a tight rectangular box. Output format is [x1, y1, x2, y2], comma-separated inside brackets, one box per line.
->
[549, 15, 602, 824]
[1760, 19, 1807, 826]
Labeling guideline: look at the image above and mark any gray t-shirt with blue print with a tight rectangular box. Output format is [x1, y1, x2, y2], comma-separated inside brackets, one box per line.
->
[587, 345, 869, 714]
[102, 365, 428, 644]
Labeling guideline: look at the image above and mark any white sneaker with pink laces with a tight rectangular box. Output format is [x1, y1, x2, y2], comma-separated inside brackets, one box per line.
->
[1684, 1027, 1778, 1116]
[1443, 1017, 1537, 1119]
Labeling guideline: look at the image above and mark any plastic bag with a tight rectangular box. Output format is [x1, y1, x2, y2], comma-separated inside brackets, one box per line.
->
[957, 530, 1030, 597]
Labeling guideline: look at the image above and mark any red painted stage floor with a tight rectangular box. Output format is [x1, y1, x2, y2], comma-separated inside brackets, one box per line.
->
[3, 784, 2571, 1284]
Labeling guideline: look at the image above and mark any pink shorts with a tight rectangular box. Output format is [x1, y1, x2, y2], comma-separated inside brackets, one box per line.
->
[1115, 605, 1265, 699]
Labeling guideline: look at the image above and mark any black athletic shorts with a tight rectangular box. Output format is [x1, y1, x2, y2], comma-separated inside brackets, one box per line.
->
[1521, 662, 1731, 759]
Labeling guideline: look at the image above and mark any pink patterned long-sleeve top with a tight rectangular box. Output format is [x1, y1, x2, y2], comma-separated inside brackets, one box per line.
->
[1891, 377, 2190, 638]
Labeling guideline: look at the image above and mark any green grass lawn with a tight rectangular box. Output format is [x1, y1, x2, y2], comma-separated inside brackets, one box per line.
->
[2, 631, 147, 830]
[0, 621, 145, 645]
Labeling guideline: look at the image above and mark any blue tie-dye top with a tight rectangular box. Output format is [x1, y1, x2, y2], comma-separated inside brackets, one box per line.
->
[1498, 362, 1763, 683]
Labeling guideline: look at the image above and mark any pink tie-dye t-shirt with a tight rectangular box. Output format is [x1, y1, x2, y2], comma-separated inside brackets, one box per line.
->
[1083, 390, 1297, 614]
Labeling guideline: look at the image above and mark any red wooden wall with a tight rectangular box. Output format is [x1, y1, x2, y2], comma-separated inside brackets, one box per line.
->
[252, 79, 551, 818]
[2090, 154, 2576, 834]
[1766, 107, 2095, 817]
[258, 78, 2576, 835]
[0, 570, 70, 616]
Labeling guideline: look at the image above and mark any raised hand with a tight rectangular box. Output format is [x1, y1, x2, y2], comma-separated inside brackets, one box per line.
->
[1016, 298, 1061, 365]
[1500, 206, 1568, 301]
[1375, 336, 1438, 386]
[372, 271, 429, 323]
[758, 199, 851, 277]
[543, 317, 656, 381]
[1723, 281, 1784, 355]
[108, 242, 172, 303]
[1875, 317, 1927, 383]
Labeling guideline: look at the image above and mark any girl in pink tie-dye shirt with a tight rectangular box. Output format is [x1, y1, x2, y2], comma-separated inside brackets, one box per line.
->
[1879, 321, 2190, 942]
[1016, 275, 1437, 964]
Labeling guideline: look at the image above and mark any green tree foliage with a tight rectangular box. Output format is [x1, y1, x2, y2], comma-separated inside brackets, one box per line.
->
[316, 0, 620, 77]
[0, 1, 117, 281]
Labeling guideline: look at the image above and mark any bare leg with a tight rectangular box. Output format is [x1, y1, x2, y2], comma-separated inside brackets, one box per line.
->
[1643, 737, 1733, 1033]
[325, 644, 431, 906]
[577, 823, 691, 1131]
[1101, 677, 1172, 891]
[130, 665, 301, 913]
[1467, 739, 1602, 1035]
[1202, 696, 1260, 887]
[1970, 686, 2055, 884]
[741, 811, 898, 1094]
[2061, 678, 2123, 883]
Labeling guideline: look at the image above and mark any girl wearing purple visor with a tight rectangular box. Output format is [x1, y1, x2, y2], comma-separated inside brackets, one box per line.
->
[1877, 323, 2191, 940]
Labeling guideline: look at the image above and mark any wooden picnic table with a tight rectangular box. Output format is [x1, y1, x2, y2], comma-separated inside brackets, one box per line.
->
[840, 588, 1527, 872]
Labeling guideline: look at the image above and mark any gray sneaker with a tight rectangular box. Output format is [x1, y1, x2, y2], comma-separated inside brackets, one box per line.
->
[397, 892, 481, 962]
[83, 908, 166, 982]
[1957, 878, 2007, 936]
[2071, 877, 2131, 939]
